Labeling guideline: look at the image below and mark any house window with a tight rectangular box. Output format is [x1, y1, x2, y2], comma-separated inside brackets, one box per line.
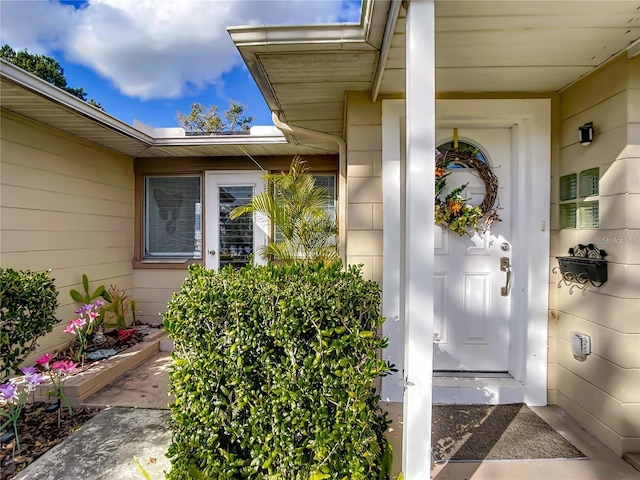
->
[273, 173, 336, 243]
[313, 174, 336, 221]
[144, 176, 202, 259]
[559, 168, 599, 229]
[559, 174, 577, 201]
[436, 140, 488, 165]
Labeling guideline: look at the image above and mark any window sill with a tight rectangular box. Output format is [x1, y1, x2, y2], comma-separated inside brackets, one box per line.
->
[133, 259, 203, 269]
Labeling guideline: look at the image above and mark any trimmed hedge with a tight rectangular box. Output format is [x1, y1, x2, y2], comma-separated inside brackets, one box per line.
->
[164, 262, 392, 480]
[0, 268, 59, 379]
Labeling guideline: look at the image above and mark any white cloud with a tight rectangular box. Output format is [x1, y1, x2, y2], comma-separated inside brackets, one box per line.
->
[0, 0, 359, 100]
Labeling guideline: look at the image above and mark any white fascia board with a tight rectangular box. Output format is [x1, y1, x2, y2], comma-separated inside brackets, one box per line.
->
[228, 24, 369, 50]
[228, 0, 384, 51]
[0, 60, 289, 151]
[151, 135, 288, 147]
[0, 59, 153, 145]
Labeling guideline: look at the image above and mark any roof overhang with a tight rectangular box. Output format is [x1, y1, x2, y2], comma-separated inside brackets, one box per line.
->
[1, 59, 153, 156]
[0, 59, 327, 158]
[230, 0, 640, 144]
[228, 0, 392, 152]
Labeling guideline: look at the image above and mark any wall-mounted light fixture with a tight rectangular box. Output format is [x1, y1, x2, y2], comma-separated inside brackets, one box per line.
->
[579, 122, 594, 146]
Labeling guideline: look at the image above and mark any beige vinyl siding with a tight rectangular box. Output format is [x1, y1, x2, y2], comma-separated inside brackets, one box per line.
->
[0, 110, 134, 363]
[552, 54, 640, 455]
[345, 91, 384, 285]
[133, 269, 188, 325]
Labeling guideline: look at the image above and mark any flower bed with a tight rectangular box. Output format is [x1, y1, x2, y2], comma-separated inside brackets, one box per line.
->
[0, 327, 167, 479]
[0, 402, 100, 480]
[32, 328, 166, 406]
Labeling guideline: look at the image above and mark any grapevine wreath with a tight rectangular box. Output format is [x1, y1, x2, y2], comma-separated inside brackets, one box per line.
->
[434, 148, 500, 236]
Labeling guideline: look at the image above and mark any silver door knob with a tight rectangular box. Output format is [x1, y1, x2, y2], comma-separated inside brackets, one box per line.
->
[208, 250, 216, 255]
[501, 242, 510, 251]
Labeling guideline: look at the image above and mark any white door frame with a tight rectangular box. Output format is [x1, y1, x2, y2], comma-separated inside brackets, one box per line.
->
[381, 98, 550, 405]
[204, 171, 268, 270]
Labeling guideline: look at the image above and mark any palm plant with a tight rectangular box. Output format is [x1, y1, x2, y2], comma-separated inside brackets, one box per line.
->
[230, 157, 339, 265]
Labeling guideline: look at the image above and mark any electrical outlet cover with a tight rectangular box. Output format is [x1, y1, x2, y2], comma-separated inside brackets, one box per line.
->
[571, 331, 591, 356]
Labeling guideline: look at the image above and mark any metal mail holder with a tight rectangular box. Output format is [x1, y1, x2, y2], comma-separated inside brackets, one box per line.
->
[554, 243, 607, 294]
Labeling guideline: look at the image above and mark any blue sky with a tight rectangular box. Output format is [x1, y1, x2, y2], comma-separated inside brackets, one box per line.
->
[1, 0, 361, 128]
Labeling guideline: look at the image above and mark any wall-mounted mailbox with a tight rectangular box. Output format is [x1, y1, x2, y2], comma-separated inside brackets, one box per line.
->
[554, 243, 607, 294]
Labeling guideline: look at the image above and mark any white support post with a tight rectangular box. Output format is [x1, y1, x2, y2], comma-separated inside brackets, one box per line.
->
[381, 99, 405, 403]
[403, 1, 435, 479]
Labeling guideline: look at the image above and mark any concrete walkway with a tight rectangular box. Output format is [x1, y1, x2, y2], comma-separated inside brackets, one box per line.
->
[82, 352, 173, 409]
[15, 407, 171, 480]
[15, 353, 174, 480]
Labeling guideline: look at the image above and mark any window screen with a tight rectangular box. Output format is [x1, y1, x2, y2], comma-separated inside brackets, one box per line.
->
[144, 176, 201, 259]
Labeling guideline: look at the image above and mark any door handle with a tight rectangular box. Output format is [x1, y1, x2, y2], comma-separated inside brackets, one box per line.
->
[500, 256, 511, 296]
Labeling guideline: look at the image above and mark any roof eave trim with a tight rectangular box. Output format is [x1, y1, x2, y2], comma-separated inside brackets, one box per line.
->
[228, 24, 369, 49]
[151, 135, 288, 147]
[228, 0, 384, 50]
[372, 0, 403, 101]
[0, 59, 153, 145]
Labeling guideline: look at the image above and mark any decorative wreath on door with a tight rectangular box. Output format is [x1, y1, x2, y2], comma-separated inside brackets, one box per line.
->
[435, 147, 500, 236]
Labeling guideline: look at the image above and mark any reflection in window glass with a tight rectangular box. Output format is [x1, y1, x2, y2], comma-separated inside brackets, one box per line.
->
[144, 176, 201, 259]
[219, 186, 253, 269]
[273, 174, 336, 243]
[313, 174, 336, 222]
[436, 140, 488, 166]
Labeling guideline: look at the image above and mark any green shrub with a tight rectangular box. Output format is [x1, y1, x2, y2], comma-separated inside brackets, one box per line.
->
[0, 268, 59, 379]
[164, 262, 392, 480]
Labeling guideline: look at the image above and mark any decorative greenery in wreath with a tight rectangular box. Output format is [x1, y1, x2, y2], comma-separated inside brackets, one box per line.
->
[435, 149, 500, 236]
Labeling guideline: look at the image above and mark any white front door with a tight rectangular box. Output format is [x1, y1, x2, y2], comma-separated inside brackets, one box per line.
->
[205, 171, 268, 270]
[433, 128, 513, 372]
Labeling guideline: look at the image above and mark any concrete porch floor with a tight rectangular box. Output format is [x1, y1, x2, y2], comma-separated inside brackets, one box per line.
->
[383, 400, 640, 479]
[17, 352, 640, 479]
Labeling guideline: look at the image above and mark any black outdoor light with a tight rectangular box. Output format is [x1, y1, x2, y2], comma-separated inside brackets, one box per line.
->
[579, 122, 594, 146]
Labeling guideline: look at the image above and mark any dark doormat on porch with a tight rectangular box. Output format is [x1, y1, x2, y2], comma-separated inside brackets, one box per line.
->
[432, 404, 587, 462]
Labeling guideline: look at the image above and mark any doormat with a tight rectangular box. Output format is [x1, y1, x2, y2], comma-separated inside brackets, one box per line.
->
[432, 404, 587, 462]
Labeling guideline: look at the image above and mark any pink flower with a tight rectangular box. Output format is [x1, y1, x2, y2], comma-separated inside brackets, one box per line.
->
[88, 311, 99, 320]
[64, 318, 86, 334]
[36, 353, 54, 366]
[51, 360, 77, 374]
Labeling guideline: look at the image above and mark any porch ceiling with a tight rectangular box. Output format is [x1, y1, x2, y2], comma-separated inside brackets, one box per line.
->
[231, 0, 640, 152]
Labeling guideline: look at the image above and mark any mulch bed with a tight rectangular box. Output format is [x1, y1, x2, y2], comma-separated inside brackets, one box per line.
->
[1, 402, 101, 479]
[1, 325, 161, 479]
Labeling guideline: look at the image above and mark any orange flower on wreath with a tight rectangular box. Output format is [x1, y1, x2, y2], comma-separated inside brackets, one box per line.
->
[448, 200, 463, 215]
[435, 167, 445, 177]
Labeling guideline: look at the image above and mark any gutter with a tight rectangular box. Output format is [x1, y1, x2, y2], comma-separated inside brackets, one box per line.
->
[371, 0, 404, 102]
[271, 112, 348, 265]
